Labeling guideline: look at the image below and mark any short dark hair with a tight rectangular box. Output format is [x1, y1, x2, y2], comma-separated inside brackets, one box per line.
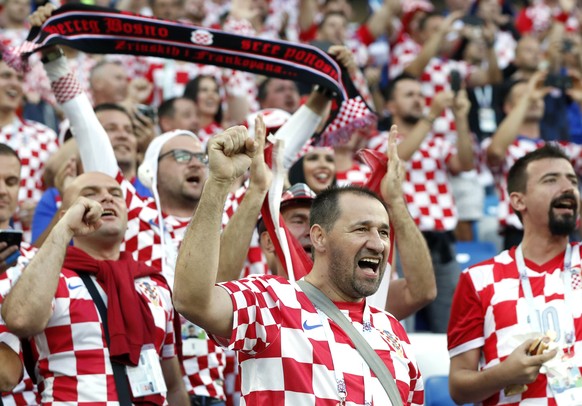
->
[94, 103, 132, 120]
[89, 60, 122, 82]
[0, 143, 20, 164]
[382, 73, 419, 101]
[507, 144, 571, 220]
[310, 186, 387, 232]
[158, 97, 180, 119]
[183, 75, 223, 124]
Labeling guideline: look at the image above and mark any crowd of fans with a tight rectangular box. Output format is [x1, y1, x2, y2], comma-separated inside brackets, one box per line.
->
[0, 0, 581, 404]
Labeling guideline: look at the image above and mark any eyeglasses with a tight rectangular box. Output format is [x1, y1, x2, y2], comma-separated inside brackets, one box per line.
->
[158, 149, 208, 165]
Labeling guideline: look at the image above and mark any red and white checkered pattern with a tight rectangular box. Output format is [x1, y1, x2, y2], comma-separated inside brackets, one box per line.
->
[28, 267, 175, 404]
[118, 172, 229, 400]
[222, 183, 270, 278]
[0, 242, 39, 405]
[181, 315, 227, 400]
[214, 275, 424, 405]
[196, 122, 224, 150]
[482, 137, 582, 231]
[448, 244, 582, 405]
[0, 117, 59, 202]
[319, 96, 376, 147]
[516, 3, 579, 35]
[372, 131, 457, 232]
[145, 58, 222, 107]
[0, 117, 59, 242]
[336, 161, 372, 187]
[390, 34, 477, 143]
[52, 71, 84, 105]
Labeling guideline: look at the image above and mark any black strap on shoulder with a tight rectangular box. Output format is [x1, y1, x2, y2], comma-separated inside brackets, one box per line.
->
[76, 272, 132, 406]
[20, 337, 37, 385]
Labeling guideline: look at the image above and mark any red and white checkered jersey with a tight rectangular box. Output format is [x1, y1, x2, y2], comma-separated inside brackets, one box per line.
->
[29, 267, 175, 404]
[0, 116, 59, 241]
[482, 137, 582, 231]
[390, 34, 476, 142]
[222, 182, 270, 278]
[448, 244, 582, 405]
[516, 3, 579, 35]
[197, 122, 225, 150]
[336, 161, 372, 187]
[214, 275, 424, 405]
[0, 242, 39, 405]
[180, 315, 227, 400]
[117, 171, 229, 399]
[404, 135, 457, 231]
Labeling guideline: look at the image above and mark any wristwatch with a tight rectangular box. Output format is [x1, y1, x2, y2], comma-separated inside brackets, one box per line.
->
[41, 47, 64, 64]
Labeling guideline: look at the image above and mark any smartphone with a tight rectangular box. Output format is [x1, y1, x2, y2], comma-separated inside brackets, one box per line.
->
[461, 15, 484, 27]
[450, 69, 462, 95]
[544, 74, 573, 90]
[563, 39, 574, 53]
[136, 104, 157, 121]
[0, 230, 22, 249]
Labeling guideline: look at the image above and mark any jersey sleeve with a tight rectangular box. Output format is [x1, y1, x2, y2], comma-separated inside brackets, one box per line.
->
[447, 269, 486, 358]
[212, 277, 283, 355]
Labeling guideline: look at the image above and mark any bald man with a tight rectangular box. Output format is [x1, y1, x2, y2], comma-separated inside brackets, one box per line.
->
[2, 172, 188, 405]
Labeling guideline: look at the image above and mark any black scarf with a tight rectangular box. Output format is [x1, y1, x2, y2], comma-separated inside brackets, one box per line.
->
[14, 4, 375, 144]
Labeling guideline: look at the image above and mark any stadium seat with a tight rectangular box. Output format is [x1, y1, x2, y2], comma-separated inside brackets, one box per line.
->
[483, 193, 499, 217]
[455, 241, 497, 268]
[424, 375, 457, 406]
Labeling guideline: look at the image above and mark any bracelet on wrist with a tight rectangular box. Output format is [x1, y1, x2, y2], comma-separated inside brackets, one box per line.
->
[41, 48, 64, 64]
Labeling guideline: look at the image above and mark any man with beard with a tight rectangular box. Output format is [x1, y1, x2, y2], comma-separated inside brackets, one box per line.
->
[173, 127, 424, 405]
[447, 144, 581, 405]
[378, 74, 474, 333]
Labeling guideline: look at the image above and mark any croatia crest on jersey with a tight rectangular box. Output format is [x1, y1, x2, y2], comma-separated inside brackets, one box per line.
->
[379, 330, 404, 357]
[138, 281, 161, 307]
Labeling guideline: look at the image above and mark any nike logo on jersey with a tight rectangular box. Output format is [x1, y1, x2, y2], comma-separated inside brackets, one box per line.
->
[303, 320, 323, 330]
[68, 283, 83, 290]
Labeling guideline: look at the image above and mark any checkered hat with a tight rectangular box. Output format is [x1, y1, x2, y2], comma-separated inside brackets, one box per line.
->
[280, 183, 316, 209]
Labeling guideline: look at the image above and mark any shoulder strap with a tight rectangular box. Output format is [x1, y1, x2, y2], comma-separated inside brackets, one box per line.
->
[297, 280, 404, 406]
[76, 272, 132, 406]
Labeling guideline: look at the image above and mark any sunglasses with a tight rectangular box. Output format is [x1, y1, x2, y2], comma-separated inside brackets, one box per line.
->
[158, 149, 208, 165]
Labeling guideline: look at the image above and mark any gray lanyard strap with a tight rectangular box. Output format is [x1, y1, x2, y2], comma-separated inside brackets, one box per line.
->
[515, 244, 575, 333]
[297, 280, 404, 406]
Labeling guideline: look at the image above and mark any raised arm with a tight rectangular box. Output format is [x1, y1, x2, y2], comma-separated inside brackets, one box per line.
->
[173, 127, 257, 339]
[381, 125, 436, 319]
[447, 89, 475, 174]
[217, 116, 271, 282]
[486, 71, 547, 168]
[404, 11, 463, 78]
[31, 5, 118, 178]
[2, 197, 104, 337]
[397, 90, 453, 161]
